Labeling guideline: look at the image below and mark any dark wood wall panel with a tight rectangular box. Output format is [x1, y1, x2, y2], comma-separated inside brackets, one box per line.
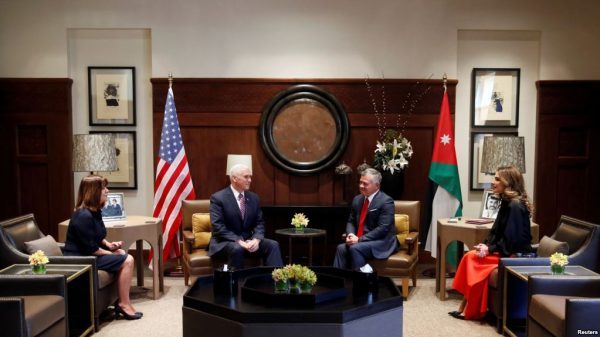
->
[0, 79, 74, 238]
[535, 81, 600, 237]
[152, 78, 456, 216]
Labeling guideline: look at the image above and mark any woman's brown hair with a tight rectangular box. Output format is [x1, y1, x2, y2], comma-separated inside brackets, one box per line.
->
[496, 165, 533, 214]
[76, 175, 108, 211]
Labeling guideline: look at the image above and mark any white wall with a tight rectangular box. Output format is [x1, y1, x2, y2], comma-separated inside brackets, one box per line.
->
[1, 0, 599, 217]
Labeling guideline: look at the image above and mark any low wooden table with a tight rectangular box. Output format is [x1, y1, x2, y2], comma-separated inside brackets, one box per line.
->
[503, 265, 599, 337]
[435, 218, 539, 300]
[59, 215, 164, 299]
[0, 264, 94, 337]
[275, 228, 327, 265]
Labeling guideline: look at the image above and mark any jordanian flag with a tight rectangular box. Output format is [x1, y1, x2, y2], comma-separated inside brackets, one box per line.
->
[424, 90, 463, 260]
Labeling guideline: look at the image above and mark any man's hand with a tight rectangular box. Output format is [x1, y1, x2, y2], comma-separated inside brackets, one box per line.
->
[346, 233, 359, 245]
[245, 239, 260, 252]
[237, 239, 249, 249]
[107, 241, 123, 251]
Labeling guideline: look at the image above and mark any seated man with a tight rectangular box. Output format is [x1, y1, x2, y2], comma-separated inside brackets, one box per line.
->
[208, 164, 283, 270]
[334, 168, 398, 270]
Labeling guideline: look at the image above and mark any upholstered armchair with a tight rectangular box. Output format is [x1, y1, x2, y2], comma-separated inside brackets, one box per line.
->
[488, 216, 600, 332]
[527, 275, 600, 337]
[181, 200, 261, 286]
[0, 214, 118, 331]
[368, 200, 420, 298]
[0, 274, 67, 337]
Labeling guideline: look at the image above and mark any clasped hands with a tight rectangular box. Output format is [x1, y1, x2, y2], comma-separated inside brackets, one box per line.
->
[238, 238, 260, 252]
[107, 241, 126, 255]
[474, 243, 489, 258]
[346, 233, 359, 246]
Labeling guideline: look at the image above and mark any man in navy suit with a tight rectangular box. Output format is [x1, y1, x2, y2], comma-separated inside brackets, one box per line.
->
[208, 164, 283, 269]
[334, 168, 398, 270]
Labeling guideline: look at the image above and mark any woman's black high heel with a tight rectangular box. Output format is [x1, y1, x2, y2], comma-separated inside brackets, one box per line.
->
[115, 305, 142, 320]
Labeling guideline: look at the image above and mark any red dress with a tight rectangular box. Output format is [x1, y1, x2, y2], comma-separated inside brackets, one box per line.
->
[452, 199, 532, 320]
[451, 251, 499, 319]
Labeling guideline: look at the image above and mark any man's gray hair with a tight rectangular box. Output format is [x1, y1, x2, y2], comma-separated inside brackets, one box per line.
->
[361, 168, 382, 185]
[229, 164, 250, 177]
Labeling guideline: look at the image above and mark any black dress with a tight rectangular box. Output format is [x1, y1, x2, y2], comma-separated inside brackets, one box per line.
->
[485, 198, 532, 257]
[64, 208, 126, 272]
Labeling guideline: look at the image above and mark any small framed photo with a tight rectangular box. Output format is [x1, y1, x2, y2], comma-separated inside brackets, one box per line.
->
[88, 66, 136, 126]
[480, 190, 501, 219]
[90, 131, 137, 189]
[101, 192, 126, 221]
[469, 131, 517, 191]
[471, 68, 520, 128]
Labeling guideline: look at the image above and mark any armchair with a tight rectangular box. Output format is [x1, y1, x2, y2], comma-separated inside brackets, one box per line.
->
[181, 200, 260, 286]
[488, 215, 600, 332]
[527, 275, 600, 337]
[0, 214, 118, 331]
[0, 274, 67, 337]
[367, 200, 420, 298]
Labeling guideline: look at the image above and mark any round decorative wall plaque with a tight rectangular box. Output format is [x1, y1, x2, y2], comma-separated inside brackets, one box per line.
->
[259, 85, 350, 175]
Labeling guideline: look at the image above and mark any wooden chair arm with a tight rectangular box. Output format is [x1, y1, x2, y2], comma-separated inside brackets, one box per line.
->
[182, 230, 195, 252]
[405, 232, 419, 254]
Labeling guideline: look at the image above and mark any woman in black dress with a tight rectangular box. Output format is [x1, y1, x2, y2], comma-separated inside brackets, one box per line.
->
[65, 175, 142, 320]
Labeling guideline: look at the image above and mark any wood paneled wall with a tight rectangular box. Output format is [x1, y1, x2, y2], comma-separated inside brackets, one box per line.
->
[535, 81, 600, 237]
[151, 78, 457, 210]
[0, 79, 74, 238]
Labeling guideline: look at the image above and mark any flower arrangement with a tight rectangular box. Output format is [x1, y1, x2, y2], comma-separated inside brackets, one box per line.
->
[550, 252, 569, 274]
[29, 250, 49, 274]
[28, 250, 49, 266]
[373, 129, 413, 174]
[272, 264, 318, 293]
[291, 213, 309, 230]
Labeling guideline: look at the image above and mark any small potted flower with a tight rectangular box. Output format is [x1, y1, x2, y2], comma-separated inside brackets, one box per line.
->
[298, 266, 317, 293]
[272, 267, 290, 293]
[549, 252, 569, 275]
[28, 250, 49, 274]
[291, 213, 309, 233]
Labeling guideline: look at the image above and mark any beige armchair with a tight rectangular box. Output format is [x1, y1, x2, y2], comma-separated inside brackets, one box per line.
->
[368, 200, 420, 298]
[181, 200, 260, 286]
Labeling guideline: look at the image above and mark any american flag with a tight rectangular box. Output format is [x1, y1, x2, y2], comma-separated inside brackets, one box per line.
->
[152, 87, 196, 262]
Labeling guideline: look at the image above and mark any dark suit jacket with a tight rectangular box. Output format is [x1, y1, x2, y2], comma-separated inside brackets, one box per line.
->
[346, 190, 398, 259]
[207, 187, 266, 256]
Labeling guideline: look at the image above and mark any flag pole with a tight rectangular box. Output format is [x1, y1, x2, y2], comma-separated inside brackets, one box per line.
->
[163, 72, 185, 277]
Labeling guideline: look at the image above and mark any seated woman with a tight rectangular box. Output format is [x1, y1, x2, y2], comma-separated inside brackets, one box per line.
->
[449, 165, 533, 320]
[64, 175, 142, 320]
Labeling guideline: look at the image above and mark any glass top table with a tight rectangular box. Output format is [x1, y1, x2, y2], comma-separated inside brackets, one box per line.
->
[0, 263, 91, 282]
[275, 228, 327, 265]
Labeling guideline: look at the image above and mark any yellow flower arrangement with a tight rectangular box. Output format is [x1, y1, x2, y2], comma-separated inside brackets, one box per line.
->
[291, 213, 309, 230]
[549, 252, 569, 267]
[28, 250, 49, 266]
[272, 264, 318, 292]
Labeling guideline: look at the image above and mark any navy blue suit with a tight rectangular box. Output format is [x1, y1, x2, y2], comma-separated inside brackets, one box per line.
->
[334, 191, 399, 269]
[208, 187, 282, 269]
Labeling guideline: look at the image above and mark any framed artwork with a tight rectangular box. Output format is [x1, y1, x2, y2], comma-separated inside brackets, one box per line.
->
[88, 66, 136, 126]
[471, 68, 520, 128]
[470, 131, 517, 191]
[90, 131, 137, 189]
[101, 192, 126, 221]
[259, 84, 350, 175]
[480, 190, 501, 219]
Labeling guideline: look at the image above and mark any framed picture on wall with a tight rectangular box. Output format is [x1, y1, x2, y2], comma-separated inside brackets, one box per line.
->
[101, 192, 126, 221]
[90, 131, 137, 189]
[88, 66, 136, 126]
[471, 68, 520, 128]
[470, 131, 517, 191]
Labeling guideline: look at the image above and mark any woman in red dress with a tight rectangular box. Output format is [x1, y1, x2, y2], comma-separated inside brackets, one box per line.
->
[449, 166, 533, 320]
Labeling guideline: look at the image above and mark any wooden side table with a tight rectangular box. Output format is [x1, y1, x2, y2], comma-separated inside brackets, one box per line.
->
[435, 218, 539, 300]
[275, 228, 327, 266]
[59, 215, 164, 299]
[0, 264, 94, 337]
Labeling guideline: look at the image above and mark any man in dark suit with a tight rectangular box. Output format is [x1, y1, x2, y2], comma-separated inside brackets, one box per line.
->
[334, 168, 398, 270]
[208, 164, 283, 269]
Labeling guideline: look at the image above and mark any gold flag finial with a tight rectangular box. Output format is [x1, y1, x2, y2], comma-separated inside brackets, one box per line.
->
[168, 73, 173, 88]
[442, 73, 447, 92]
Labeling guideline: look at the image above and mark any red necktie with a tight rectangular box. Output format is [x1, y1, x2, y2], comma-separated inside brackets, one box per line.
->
[357, 197, 369, 237]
